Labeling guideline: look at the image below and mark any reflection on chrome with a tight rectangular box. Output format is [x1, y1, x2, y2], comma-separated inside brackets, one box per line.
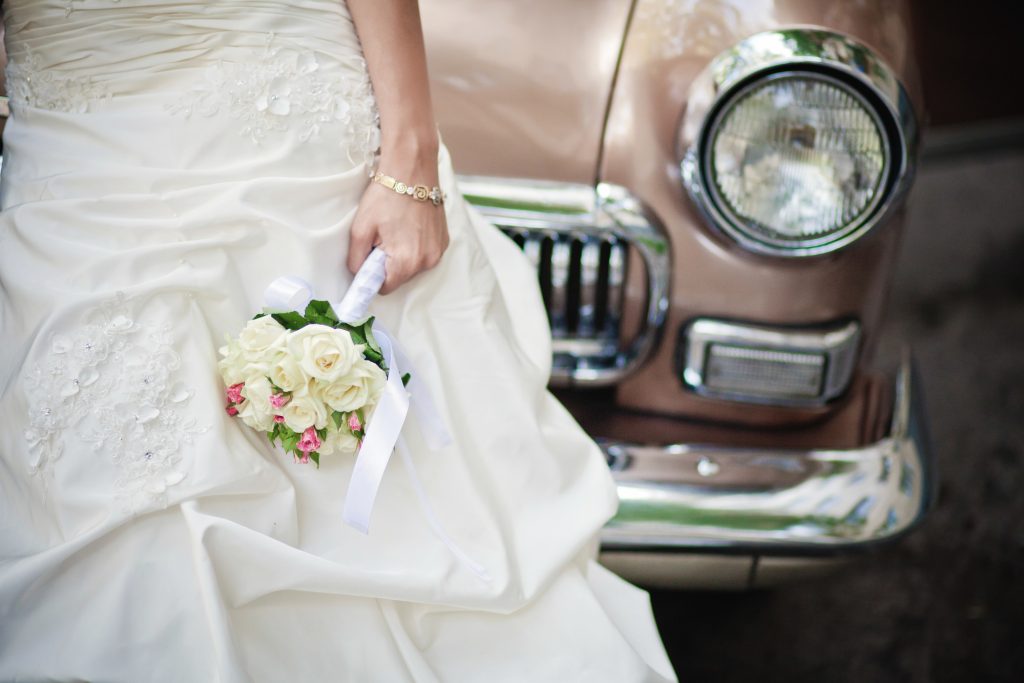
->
[457, 175, 670, 386]
[682, 318, 861, 406]
[601, 353, 931, 551]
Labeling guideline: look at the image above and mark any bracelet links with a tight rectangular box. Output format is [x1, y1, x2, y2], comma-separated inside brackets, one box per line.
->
[371, 170, 445, 207]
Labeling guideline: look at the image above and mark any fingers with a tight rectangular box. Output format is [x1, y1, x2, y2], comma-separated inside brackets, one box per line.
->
[346, 216, 378, 275]
[378, 221, 448, 295]
[379, 245, 426, 295]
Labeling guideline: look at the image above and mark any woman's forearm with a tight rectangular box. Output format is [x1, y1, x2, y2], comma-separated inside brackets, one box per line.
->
[346, 0, 438, 176]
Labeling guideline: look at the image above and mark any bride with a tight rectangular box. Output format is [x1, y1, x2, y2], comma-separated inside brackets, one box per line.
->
[0, 1, 677, 680]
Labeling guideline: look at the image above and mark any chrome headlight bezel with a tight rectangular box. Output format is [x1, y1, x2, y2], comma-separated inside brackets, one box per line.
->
[679, 29, 918, 258]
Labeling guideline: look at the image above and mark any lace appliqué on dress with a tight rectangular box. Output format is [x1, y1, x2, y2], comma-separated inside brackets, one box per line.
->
[4, 49, 112, 114]
[169, 35, 382, 167]
[23, 294, 205, 512]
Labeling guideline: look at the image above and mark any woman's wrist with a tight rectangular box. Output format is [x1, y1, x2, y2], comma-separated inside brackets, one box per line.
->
[379, 125, 439, 171]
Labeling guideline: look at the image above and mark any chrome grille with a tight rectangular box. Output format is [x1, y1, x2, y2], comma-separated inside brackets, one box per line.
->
[503, 229, 628, 348]
[458, 176, 670, 386]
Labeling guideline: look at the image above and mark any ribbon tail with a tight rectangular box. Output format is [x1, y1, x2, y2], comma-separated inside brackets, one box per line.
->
[341, 331, 409, 534]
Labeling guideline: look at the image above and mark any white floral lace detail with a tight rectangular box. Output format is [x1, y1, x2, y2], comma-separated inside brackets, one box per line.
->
[23, 294, 205, 511]
[169, 35, 382, 166]
[4, 49, 112, 114]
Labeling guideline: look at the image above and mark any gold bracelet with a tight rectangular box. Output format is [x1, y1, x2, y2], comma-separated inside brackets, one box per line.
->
[371, 170, 445, 207]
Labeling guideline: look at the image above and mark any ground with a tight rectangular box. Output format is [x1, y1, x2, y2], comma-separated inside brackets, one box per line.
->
[649, 145, 1024, 682]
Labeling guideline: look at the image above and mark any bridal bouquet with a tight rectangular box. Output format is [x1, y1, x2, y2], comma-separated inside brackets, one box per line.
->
[218, 251, 400, 467]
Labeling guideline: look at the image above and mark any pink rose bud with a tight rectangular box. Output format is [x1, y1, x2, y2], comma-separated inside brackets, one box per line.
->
[273, 415, 285, 423]
[269, 392, 290, 409]
[298, 426, 322, 454]
[299, 453, 310, 464]
[226, 382, 245, 404]
[348, 413, 362, 432]
[225, 405, 239, 416]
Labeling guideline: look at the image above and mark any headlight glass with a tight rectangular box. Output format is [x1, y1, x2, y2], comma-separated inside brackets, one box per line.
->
[706, 72, 889, 250]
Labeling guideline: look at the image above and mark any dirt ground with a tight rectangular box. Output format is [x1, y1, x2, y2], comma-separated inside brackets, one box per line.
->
[648, 144, 1024, 682]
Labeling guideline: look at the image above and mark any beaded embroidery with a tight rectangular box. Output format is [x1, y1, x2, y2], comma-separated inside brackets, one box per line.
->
[4, 49, 112, 114]
[170, 34, 382, 166]
[23, 294, 205, 511]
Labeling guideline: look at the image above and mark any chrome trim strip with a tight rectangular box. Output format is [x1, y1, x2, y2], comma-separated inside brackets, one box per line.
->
[600, 353, 933, 553]
[549, 238, 571, 338]
[578, 240, 601, 337]
[682, 318, 861, 406]
[457, 175, 671, 386]
[678, 28, 919, 258]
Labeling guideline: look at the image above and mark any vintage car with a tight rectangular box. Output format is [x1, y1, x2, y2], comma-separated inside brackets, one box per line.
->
[421, 0, 932, 589]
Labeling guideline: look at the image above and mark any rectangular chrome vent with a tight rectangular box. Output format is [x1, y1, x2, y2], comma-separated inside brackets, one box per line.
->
[704, 345, 826, 400]
[682, 318, 861, 406]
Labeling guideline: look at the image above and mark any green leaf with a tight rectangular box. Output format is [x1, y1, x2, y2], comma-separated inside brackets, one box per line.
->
[363, 321, 383, 357]
[271, 311, 309, 331]
[307, 315, 334, 328]
[267, 422, 282, 446]
[304, 299, 339, 323]
[281, 430, 299, 453]
[309, 451, 320, 468]
[304, 300, 327, 318]
[337, 322, 367, 346]
[332, 411, 345, 430]
[401, 372, 411, 387]
[251, 312, 270, 321]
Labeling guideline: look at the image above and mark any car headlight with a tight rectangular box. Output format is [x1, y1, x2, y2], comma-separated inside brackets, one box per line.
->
[680, 30, 917, 257]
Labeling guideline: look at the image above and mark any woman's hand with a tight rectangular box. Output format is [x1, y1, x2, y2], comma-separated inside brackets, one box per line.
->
[345, 1, 448, 294]
[346, 144, 450, 295]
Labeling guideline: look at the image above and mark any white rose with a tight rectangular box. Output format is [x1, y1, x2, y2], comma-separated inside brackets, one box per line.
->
[268, 350, 308, 393]
[239, 316, 287, 360]
[316, 359, 387, 413]
[217, 335, 248, 386]
[238, 376, 276, 431]
[320, 428, 361, 457]
[287, 324, 362, 383]
[281, 389, 329, 433]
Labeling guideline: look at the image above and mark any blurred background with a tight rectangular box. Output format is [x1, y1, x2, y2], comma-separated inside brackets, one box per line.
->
[651, 2, 1024, 681]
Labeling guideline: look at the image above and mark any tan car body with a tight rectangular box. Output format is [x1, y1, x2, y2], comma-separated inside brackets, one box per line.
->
[423, 0, 931, 588]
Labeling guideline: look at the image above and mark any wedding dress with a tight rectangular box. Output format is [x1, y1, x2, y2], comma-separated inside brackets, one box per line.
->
[0, 1, 677, 681]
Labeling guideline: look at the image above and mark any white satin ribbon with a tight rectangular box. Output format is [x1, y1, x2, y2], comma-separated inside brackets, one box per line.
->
[335, 249, 387, 324]
[261, 254, 488, 582]
[340, 328, 406, 534]
[263, 275, 321, 313]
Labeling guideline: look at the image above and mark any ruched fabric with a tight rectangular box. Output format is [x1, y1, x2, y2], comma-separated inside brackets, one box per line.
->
[0, 2, 676, 680]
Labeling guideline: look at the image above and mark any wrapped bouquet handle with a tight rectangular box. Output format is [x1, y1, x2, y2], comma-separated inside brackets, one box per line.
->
[334, 248, 388, 324]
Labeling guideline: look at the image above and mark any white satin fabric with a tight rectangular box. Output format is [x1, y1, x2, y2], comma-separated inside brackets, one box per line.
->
[0, 1, 676, 681]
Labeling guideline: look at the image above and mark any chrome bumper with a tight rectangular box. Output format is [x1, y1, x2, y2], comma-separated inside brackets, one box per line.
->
[600, 354, 933, 555]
